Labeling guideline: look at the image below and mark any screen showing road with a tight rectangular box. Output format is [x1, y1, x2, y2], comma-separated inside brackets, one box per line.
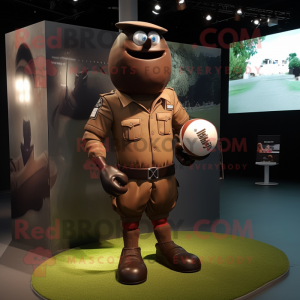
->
[229, 29, 300, 113]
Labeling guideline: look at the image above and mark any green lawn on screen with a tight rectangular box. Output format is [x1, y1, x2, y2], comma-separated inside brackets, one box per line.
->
[229, 81, 257, 97]
[286, 80, 300, 91]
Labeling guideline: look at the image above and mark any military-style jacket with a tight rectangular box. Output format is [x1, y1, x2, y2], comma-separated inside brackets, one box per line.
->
[82, 88, 189, 168]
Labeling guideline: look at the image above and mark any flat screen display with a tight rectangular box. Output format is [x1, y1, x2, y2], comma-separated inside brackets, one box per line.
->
[256, 135, 280, 163]
[229, 29, 300, 114]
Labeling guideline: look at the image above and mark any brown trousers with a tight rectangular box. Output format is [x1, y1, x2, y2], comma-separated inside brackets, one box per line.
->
[112, 175, 178, 222]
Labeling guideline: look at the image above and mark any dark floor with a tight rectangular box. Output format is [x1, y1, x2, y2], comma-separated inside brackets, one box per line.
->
[0, 175, 299, 299]
[220, 175, 300, 300]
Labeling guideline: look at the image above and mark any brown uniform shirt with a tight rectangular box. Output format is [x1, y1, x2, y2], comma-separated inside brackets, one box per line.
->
[82, 88, 189, 169]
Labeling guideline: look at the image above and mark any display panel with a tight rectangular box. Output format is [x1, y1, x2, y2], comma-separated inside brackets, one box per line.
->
[256, 135, 280, 163]
[5, 22, 52, 250]
[229, 29, 300, 114]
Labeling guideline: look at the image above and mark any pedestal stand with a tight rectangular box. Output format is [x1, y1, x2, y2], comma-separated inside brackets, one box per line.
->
[255, 162, 278, 186]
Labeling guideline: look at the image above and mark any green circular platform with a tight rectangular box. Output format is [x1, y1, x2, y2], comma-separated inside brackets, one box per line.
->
[31, 231, 289, 300]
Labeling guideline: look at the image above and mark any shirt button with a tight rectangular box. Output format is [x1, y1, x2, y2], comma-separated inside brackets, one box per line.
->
[130, 122, 132, 126]
[150, 115, 153, 119]
[165, 117, 167, 120]
[151, 131, 154, 135]
[153, 147, 156, 151]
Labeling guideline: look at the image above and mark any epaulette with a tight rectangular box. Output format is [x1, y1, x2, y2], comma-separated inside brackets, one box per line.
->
[100, 90, 116, 97]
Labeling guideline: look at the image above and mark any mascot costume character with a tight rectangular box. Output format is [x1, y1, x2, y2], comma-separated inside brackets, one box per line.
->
[82, 21, 207, 284]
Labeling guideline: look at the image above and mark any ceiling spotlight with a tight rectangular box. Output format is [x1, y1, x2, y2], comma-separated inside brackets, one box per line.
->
[253, 19, 260, 25]
[176, 0, 187, 11]
[206, 14, 212, 21]
[73, 0, 78, 2]
[153, 2, 161, 14]
[236, 8, 243, 15]
[234, 8, 243, 21]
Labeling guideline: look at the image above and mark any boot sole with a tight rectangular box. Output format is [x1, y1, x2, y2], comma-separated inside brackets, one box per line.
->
[118, 278, 147, 285]
[156, 253, 201, 273]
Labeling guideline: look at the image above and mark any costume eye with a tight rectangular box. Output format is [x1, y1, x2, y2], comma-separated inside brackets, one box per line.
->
[148, 31, 160, 45]
[133, 31, 148, 46]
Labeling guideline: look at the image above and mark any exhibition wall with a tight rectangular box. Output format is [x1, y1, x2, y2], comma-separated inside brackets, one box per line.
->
[223, 26, 300, 180]
[159, 21, 300, 181]
[221, 47, 300, 180]
[162, 18, 300, 181]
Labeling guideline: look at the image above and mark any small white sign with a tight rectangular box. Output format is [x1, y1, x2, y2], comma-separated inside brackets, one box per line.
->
[90, 97, 103, 119]
[90, 108, 99, 119]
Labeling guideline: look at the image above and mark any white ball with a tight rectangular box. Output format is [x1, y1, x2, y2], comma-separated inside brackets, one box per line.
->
[179, 119, 218, 157]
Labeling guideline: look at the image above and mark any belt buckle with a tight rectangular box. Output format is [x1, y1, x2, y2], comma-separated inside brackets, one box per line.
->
[148, 167, 159, 180]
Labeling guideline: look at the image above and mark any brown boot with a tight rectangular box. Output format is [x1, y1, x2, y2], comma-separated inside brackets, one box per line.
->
[117, 229, 147, 285]
[154, 224, 201, 273]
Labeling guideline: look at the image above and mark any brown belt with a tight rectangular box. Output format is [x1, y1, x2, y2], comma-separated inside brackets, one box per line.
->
[117, 164, 175, 180]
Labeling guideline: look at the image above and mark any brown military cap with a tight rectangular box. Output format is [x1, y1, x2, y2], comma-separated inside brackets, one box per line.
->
[115, 21, 168, 33]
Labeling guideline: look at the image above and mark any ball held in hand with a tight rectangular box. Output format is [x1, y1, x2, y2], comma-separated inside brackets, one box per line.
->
[179, 119, 218, 157]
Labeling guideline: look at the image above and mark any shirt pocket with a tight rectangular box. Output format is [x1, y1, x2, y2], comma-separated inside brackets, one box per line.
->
[156, 112, 172, 135]
[121, 118, 142, 141]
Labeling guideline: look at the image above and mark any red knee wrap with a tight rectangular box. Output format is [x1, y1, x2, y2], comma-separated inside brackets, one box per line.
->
[122, 222, 139, 231]
[151, 218, 168, 229]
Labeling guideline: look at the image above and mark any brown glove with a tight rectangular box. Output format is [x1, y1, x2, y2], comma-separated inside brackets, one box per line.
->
[174, 134, 211, 166]
[92, 156, 128, 197]
[175, 142, 195, 166]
